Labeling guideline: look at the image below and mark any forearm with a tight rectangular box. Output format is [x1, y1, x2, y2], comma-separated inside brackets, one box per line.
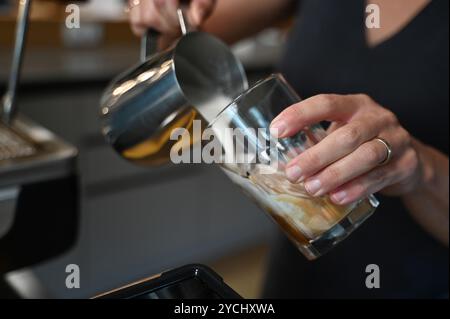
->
[203, 0, 295, 44]
[402, 139, 449, 245]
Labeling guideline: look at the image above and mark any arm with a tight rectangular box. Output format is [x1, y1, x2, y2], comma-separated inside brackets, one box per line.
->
[203, 0, 295, 44]
[128, 0, 295, 44]
[401, 140, 449, 245]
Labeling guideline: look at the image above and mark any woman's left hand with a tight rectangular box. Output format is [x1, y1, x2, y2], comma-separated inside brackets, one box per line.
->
[270, 94, 424, 205]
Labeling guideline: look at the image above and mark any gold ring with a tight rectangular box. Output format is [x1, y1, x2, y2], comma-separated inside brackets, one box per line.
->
[126, 0, 140, 12]
[374, 137, 393, 166]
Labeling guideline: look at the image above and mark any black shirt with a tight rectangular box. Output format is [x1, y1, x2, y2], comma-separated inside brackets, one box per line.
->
[263, 0, 449, 298]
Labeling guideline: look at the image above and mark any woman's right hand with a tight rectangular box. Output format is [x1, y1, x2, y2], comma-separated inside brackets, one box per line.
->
[128, 0, 216, 38]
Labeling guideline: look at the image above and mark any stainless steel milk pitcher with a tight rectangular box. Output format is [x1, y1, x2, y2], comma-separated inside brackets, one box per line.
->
[100, 6, 248, 165]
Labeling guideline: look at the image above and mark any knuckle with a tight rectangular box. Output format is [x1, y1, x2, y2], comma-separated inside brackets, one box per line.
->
[352, 182, 369, 198]
[402, 150, 419, 178]
[324, 166, 342, 183]
[301, 150, 321, 169]
[399, 128, 412, 146]
[369, 167, 386, 185]
[364, 142, 385, 165]
[338, 125, 362, 149]
[356, 93, 373, 105]
[382, 109, 399, 125]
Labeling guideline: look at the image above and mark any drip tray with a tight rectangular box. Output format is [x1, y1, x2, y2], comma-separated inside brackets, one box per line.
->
[0, 115, 77, 188]
[0, 123, 37, 161]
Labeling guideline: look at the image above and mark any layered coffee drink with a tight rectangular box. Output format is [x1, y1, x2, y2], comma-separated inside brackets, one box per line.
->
[250, 166, 353, 239]
[222, 163, 377, 259]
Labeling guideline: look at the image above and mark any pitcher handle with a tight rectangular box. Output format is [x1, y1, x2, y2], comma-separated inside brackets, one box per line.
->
[140, 2, 193, 63]
[140, 29, 160, 63]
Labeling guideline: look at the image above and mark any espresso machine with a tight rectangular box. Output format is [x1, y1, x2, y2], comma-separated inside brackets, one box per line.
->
[0, 0, 78, 297]
[0, 0, 245, 299]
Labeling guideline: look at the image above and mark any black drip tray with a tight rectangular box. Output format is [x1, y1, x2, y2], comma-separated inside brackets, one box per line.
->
[0, 115, 77, 188]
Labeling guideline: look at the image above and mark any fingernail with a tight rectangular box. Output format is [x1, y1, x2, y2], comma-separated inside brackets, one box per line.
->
[332, 190, 348, 204]
[270, 121, 287, 137]
[305, 179, 322, 196]
[286, 166, 302, 182]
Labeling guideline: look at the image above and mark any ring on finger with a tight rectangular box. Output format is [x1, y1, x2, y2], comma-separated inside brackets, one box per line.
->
[374, 137, 393, 166]
[126, 0, 141, 12]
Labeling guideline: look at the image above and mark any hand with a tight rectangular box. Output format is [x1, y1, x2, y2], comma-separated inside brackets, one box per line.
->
[270, 94, 425, 205]
[128, 0, 216, 37]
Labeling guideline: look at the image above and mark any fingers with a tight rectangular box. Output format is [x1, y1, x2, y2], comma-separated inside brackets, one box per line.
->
[326, 121, 344, 134]
[128, 0, 216, 37]
[328, 148, 419, 205]
[270, 94, 359, 138]
[300, 138, 394, 197]
[288, 124, 407, 196]
[129, 0, 147, 36]
[128, 0, 180, 37]
[190, 0, 216, 25]
[329, 166, 395, 205]
[285, 116, 387, 183]
[154, 0, 181, 35]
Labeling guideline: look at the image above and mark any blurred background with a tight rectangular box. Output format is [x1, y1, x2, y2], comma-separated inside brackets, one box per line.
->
[0, 0, 290, 298]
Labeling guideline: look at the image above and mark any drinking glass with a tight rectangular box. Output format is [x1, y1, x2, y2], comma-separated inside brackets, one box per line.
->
[207, 74, 379, 260]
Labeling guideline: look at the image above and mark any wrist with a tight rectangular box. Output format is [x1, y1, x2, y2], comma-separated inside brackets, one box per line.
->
[409, 139, 437, 194]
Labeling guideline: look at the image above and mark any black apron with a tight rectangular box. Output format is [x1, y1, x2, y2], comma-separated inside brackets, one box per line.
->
[263, 0, 449, 298]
